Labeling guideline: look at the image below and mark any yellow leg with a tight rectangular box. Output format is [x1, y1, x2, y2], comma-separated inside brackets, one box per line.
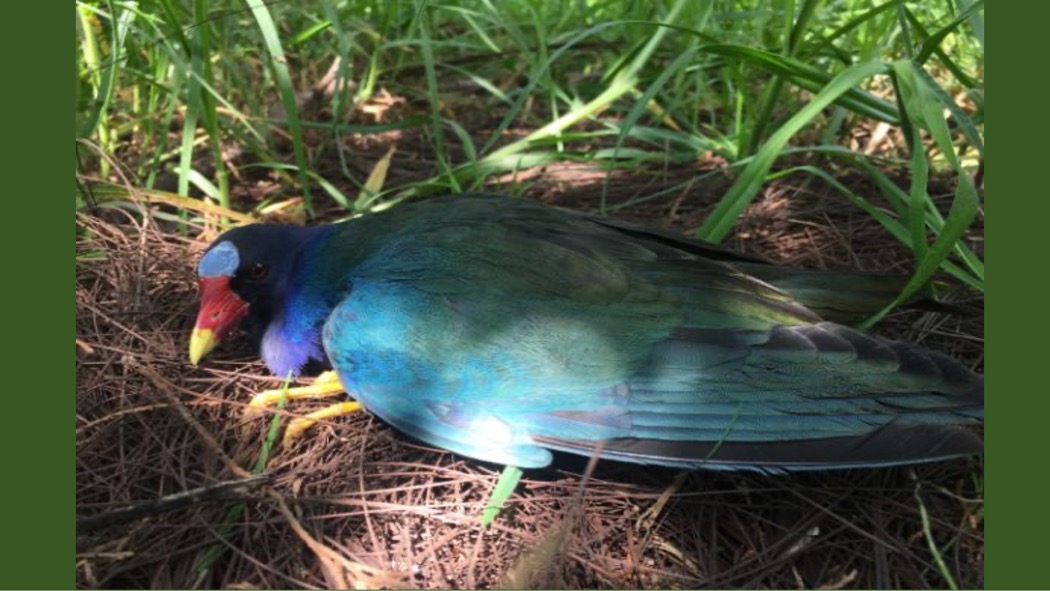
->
[283, 401, 364, 446]
[244, 370, 345, 419]
[243, 371, 365, 446]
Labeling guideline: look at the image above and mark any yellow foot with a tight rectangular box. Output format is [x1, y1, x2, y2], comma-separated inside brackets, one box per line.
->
[283, 401, 364, 447]
[242, 371, 365, 447]
[244, 370, 345, 419]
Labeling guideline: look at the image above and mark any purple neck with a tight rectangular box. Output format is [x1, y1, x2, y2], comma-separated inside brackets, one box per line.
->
[261, 321, 324, 377]
[258, 225, 336, 377]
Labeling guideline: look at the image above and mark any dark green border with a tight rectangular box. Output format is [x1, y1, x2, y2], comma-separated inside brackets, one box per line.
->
[990, 4, 1045, 588]
[2, 2, 70, 588]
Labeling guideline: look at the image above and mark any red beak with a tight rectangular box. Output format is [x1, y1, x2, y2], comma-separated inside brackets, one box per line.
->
[188, 276, 249, 365]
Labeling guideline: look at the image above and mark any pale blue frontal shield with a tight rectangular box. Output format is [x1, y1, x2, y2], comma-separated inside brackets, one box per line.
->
[198, 241, 240, 277]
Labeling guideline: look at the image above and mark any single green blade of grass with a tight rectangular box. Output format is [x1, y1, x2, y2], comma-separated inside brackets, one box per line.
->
[193, 0, 230, 214]
[309, 171, 352, 211]
[175, 99, 200, 197]
[245, 0, 313, 212]
[893, 60, 960, 169]
[907, 124, 930, 267]
[960, 0, 984, 50]
[77, 1, 134, 144]
[481, 465, 523, 527]
[197, 374, 291, 577]
[356, 145, 397, 211]
[912, 64, 984, 158]
[187, 169, 221, 200]
[76, 4, 103, 139]
[412, 0, 457, 189]
[915, 483, 960, 590]
[289, 19, 332, 46]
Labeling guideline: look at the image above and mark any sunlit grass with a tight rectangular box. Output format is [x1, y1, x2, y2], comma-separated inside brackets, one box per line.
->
[75, 0, 984, 294]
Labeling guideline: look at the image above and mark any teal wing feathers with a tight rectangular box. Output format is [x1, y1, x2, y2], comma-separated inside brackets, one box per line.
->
[317, 195, 982, 470]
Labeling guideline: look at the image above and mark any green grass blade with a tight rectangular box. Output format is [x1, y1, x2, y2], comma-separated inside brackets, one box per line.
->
[914, 0, 984, 65]
[473, 16, 649, 159]
[245, 0, 313, 213]
[901, 7, 977, 89]
[481, 465, 523, 527]
[743, 0, 820, 157]
[76, 4, 103, 139]
[309, 171, 352, 210]
[696, 60, 887, 243]
[604, 46, 699, 207]
[913, 65, 984, 158]
[701, 44, 899, 123]
[176, 94, 199, 196]
[959, 0, 984, 50]
[77, 2, 133, 144]
[852, 156, 984, 286]
[187, 169, 220, 200]
[857, 173, 979, 330]
[192, 0, 230, 214]
[289, 19, 332, 47]
[915, 483, 961, 590]
[480, 0, 689, 174]
[804, 0, 907, 58]
[907, 124, 930, 266]
[775, 163, 982, 291]
[412, 1, 457, 189]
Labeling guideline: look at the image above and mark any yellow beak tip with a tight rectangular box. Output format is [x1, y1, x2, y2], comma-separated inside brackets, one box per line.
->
[189, 328, 218, 366]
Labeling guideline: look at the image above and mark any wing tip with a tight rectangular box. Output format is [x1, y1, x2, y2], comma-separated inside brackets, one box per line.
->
[537, 423, 983, 472]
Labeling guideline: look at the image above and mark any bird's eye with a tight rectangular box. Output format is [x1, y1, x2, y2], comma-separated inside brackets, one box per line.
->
[249, 263, 269, 281]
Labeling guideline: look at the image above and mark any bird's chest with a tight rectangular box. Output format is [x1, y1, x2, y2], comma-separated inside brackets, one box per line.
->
[320, 281, 521, 405]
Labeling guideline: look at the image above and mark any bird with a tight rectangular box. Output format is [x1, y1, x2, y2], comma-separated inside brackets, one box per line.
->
[189, 194, 983, 477]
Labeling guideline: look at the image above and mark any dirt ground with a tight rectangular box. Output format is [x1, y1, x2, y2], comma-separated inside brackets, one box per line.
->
[76, 153, 984, 589]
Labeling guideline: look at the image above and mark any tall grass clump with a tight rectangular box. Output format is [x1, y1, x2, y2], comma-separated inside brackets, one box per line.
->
[76, 0, 983, 293]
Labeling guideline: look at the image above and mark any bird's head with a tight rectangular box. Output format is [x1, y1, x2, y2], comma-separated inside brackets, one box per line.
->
[188, 224, 318, 366]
